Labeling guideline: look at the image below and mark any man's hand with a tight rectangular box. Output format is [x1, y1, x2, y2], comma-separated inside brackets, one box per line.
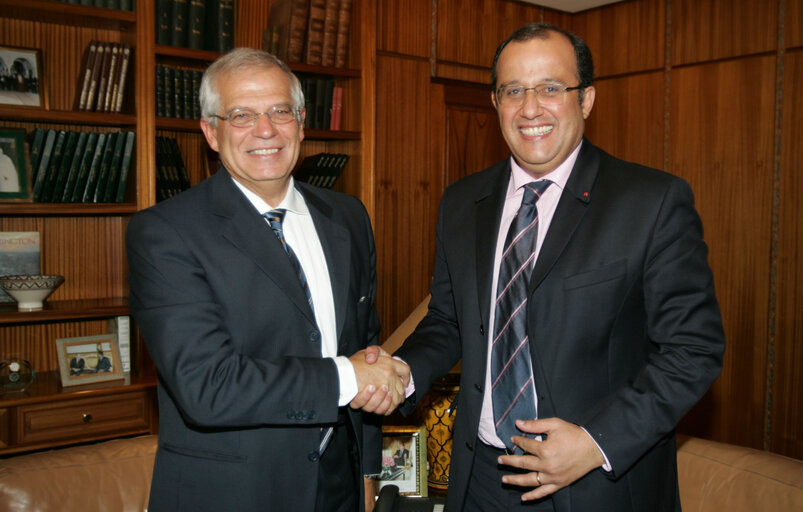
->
[348, 347, 410, 415]
[497, 417, 605, 501]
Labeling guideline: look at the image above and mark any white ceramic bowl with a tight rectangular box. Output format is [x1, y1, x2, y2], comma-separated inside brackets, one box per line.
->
[0, 274, 65, 311]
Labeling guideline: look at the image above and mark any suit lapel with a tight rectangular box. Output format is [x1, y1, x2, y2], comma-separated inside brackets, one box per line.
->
[475, 161, 511, 330]
[528, 140, 598, 294]
[210, 171, 317, 324]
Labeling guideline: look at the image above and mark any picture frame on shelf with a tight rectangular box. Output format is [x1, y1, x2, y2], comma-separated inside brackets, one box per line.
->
[0, 128, 31, 201]
[55, 334, 125, 387]
[378, 425, 428, 497]
[0, 46, 47, 109]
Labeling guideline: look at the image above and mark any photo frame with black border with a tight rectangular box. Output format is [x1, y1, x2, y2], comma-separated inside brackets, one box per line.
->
[55, 334, 124, 387]
[0, 46, 47, 109]
[0, 128, 31, 201]
[379, 425, 428, 497]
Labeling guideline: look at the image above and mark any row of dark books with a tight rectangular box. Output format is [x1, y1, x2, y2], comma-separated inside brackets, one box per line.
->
[50, 0, 136, 10]
[75, 41, 132, 113]
[156, 0, 233, 53]
[265, 0, 352, 68]
[294, 152, 348, 189]
[156, 65, 202, 120]
[302, 78, 343, 131]
[29, 128, 135, 204]
[155, 136, 191, 202]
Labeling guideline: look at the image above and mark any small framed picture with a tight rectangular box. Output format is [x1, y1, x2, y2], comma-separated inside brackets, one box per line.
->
[0, 46, 46, 108]
[55, 334, 124, 387]
[379, 425, 428, 497]
[0, 128, 31, 201]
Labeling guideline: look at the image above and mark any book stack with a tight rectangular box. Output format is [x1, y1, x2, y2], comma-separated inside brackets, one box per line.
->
[155, 136, 192, 202]
[293, 152, 348, 189]
[300, 78, 344, 131]
[28, 128, 135, 203]
[52, 0, 136, 11]
[155, 0, 233, 52]
[75, 41, 132, 113]
[264, 0, 352, 68]
[155, 65, 203, 120]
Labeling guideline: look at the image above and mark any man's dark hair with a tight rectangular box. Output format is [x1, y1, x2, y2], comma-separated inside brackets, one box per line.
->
[491, 23, 594, 102]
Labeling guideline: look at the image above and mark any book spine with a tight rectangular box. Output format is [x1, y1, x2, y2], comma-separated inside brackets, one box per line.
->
[80, 132, 108, 203]
[102, 130, 127, 202]
[114, 131, 136, 203]
[40, 131, 68, 203]
[113, 43, 131, 113]
[155, 0, 172, 46]
[102, 43, 120, 113]
[61, 131, 90, 203]
[76, 41, 98, 110]
[46, 130, 79, 203]
[186, 0, 205, 50]
[171, 0, 188, 48]
[334, 0, 352, 68]
[305, 0, 326, 65]
[31, 130, 57, 202]
[320, 0, 339, 67]
[84, 42, 107, 112]
[68, 131, 99, 203]
[92, 132, 119, 202]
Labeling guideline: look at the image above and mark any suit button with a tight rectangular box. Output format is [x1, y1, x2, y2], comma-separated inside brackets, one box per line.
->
[474, 383, 482, 392]
[309, 330, 320, 342]
[466, 441, 474, 451]
[308, 451, 320, 462]
[479, 325, 485, 335]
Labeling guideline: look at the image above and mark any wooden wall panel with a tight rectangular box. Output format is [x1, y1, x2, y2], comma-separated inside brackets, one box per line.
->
[774, 48, 803, 459]
[669, 56, 775, 447]
[378, 0, 431, 57]
[788, 0, 802, 48]
[374, 55, 439, 339]
[584, 71, 665, 170]
[570, 0, 665, 77]
[671, 0, 778, 66]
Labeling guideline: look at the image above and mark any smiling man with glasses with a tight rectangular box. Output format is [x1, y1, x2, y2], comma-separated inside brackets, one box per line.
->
[393, 22, 725, 512]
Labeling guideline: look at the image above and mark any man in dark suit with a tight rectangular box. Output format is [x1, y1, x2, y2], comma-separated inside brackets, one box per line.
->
[127, 48, 409, 512]
[394, 23, 725, 511]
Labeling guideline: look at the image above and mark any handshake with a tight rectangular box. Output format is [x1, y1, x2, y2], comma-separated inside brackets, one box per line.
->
[348, 346, 410, 416]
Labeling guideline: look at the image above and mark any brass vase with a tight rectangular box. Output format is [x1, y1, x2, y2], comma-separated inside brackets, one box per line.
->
[416, 372, 460, 493]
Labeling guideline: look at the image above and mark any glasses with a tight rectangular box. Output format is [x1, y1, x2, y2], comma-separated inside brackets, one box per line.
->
[210, 105, 299, 127]
[495, 83, 583, 106]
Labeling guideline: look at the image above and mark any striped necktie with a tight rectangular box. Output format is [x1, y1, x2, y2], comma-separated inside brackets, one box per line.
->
[491, 180, 551, 454]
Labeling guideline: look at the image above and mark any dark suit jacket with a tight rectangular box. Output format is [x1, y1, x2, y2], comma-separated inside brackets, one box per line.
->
[395, 140, 725, 511]
[126, 170, 382, 511]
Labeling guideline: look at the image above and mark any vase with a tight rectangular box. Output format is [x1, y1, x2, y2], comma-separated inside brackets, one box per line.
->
[416, 372, 460, 493]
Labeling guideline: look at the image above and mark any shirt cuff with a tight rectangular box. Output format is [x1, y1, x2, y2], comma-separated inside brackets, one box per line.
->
[393, 356, 415, 398]
[333, 356, 358, 406]
[580, 426, 613, 472]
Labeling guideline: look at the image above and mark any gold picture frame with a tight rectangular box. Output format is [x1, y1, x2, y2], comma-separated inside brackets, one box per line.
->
[0, 45, 47, 109]
[55, 334, 124, 387]
[379, 425, 428, 497]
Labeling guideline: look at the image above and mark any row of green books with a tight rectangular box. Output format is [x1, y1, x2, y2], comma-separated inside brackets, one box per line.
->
[156, 0, 233, 52]
[50, 0, 136, 11]
[30, 128, 135, 204]
[155, 65, 202, 120]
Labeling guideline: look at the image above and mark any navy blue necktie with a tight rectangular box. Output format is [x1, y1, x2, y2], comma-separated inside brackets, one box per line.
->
[491, 180, 551, 454]
[264, 209, 332, 455]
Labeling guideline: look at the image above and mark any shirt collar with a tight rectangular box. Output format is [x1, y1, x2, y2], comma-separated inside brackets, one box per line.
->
[508, 140, 583, 196]
[230, 176, 311, 217]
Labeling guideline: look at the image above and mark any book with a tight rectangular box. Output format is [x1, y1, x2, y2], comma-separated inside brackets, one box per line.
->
[155, 65, 165, 117]
[0, 232, 40, 303]
[107, 316, 131, 373]
[329, 85, 343, 130]
[39, 131, 68, 203]
[320, 0, 339, 67]
[60, 131, 91, 203]
[68, 131, 99, 203]
[305, 0, 327, 65]
[114, 131, 135, 203]
[191, 70, 201, 119]
[83, 41, 108, 112]
[302, 78, 317, 129]
[31, 129, 56, 202]
[100, 130, 127, 202]
[78, 132, 107, 203]
[271, 0, 309, 63]
[205, 0, 234, 53]
[186, 0, 205, 50]
[181, 69, 192, 120]
[320, 78, 334, 130]
[44, 130, 79, 202]
[93, 42, 114, 112]
[76, 41, 99, 110]
[101, 42, 121, 112]
[28, 128, 47, 176]
[172, 67, 183, 119]
[112, 43, 131, 113]
[334, 0, 352, 68]
[171, 0, 188, 48]
[155, 0, 172, 46]
[90, 132, 119, 202]
[167, 137, 191, 191]
[163, 66, 174, 118]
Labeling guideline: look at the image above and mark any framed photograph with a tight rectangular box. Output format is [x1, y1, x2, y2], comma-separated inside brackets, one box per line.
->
[0, 128, 31, 201]
[379, 425, 428, 497]
[55, 334, 125, 387]
[0, 46, 46, 108]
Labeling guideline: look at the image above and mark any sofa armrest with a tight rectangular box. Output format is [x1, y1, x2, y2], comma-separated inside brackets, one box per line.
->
[0, 435, 157, 512]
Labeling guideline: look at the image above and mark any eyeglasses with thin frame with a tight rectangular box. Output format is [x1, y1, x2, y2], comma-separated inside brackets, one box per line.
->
[209, 105, 299, 127]
[495, 83, 583, 106]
